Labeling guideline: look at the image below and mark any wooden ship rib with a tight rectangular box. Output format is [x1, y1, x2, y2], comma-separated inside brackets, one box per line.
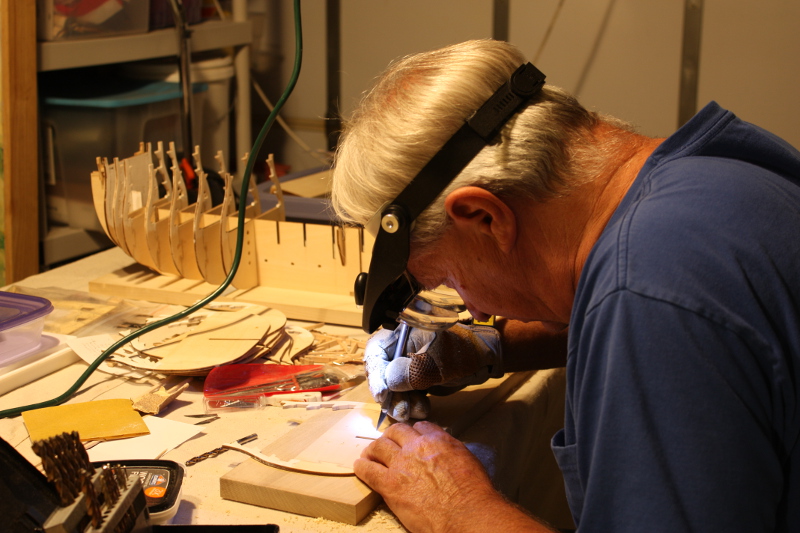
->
[89, 142, 373, 326]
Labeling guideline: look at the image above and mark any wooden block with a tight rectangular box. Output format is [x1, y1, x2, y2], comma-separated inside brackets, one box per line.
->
[221, 454, 380, 525]
[219, 373, 533, 524]
[221, 388, 380, 524]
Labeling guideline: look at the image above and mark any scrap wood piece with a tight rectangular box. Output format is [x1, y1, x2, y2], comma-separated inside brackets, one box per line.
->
[262, 329, 290, 364]
[117, 310, 286, 375]
[131, 307, 258, 353]
[132, 378, 192, 415]
[298, 331, 366, 364]
[152, 313, 274, 370]
[131, 303, 276, 354]
[224, 343, 276, 367]
[297, 354, 363, 365]
[280, 400, 378, 411]
[259, 325, 316, 364]
[276, 325, 314, 363]
[293, 329, 367, 365]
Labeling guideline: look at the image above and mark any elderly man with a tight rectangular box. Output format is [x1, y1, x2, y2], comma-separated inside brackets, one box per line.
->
[331, 39, 800, 533]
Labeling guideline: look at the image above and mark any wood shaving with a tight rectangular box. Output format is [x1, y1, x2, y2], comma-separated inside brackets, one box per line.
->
[293, 328, 366, 365]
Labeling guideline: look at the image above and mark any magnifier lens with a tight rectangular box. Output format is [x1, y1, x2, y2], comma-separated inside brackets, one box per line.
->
[397, 287, 466, 331]
[418, 286, 467, 312]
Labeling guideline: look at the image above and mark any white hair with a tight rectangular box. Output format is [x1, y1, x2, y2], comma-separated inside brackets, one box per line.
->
[332, 39, 633, 248]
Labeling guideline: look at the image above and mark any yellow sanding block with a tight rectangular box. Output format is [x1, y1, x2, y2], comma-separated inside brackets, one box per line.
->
[22, 398, 150, 442]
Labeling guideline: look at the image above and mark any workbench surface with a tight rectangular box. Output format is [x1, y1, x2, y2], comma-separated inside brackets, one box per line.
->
[0, 248, 572, 531]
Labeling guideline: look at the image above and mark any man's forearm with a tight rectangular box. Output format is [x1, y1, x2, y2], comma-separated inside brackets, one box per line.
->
[440, 489, 560, 533]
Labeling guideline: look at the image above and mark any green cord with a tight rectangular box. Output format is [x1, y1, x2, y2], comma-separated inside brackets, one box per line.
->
[0, 0, 304, 419]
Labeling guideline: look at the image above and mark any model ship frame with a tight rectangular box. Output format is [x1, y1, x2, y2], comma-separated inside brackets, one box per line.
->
[88, 142, 373, 326]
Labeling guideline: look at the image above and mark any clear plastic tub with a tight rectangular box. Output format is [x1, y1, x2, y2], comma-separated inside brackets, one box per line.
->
[0, 292, 55, 368]
[38, 0, 150, 41]
[42, 77, 207, 231]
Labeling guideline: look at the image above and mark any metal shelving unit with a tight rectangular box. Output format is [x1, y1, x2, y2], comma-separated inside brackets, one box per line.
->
[37, 15, 253, 168]
[36, 7, 253, 267]
[38, 20, 251, 71]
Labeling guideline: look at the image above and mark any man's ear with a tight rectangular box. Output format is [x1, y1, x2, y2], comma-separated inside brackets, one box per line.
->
[444, 186, 517, 253]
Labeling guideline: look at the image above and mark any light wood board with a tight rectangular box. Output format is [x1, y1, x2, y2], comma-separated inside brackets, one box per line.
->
[89, 264, 363, 327]
[223, 403, 382, 475]
[219, 372, 533, 524]
[270, 169, 332, 198]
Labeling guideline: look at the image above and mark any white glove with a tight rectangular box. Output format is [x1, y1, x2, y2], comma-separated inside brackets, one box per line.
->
[363, 322, 504, 421]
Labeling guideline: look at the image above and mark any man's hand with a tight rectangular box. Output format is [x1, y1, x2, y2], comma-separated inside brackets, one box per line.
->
[363, 323, 504, 421]
[355, 421, 498, 532]
[354, 421, 554, 533]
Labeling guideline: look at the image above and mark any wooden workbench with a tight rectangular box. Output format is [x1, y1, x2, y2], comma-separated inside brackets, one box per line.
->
[0, 247, 573, 531]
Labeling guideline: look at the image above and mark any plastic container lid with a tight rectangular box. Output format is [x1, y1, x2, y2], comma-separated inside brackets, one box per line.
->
[0, 292, 54, 367]
[43, 80, 208, 109]
[0, 292, 54, 333]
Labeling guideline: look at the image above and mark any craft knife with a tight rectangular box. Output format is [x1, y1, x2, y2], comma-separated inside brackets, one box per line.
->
[376, 322, 410, 429]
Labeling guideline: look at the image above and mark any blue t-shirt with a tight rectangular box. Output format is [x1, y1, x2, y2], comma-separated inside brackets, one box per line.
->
[552, 102, 800, 532]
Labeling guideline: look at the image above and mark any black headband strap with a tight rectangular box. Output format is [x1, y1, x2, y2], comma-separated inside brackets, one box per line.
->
[390, 62, 546, 222]
[358, 62, 546, 332]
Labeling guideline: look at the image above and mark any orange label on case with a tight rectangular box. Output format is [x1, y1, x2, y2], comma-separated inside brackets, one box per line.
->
[144, 486, 167, 499]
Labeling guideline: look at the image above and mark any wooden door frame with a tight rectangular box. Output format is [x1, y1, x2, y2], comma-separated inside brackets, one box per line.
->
[1, 0, 39, 282]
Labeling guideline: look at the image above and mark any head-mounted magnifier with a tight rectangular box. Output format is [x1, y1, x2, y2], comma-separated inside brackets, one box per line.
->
[353, 62, 546, 333]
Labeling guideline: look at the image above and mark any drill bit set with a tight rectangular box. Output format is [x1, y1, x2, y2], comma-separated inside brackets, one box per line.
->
[31, 431, 150, 533]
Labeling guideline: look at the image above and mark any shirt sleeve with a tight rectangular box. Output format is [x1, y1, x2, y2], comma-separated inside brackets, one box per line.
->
[567, 289, 786, 533]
